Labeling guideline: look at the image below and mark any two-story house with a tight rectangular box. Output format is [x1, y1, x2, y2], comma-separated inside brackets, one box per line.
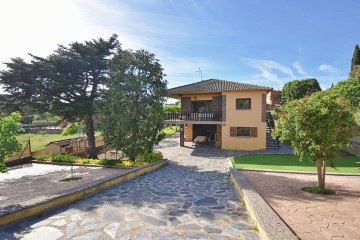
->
[165, 79, 273, 150]
[266, 90, 282, 110]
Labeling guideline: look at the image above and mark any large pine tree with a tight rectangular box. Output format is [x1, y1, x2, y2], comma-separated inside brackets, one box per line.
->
[0, 35, 120, 159]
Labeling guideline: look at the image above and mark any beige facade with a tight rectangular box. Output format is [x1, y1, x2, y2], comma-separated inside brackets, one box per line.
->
[221, 91, 267, 150]
[182, 90, 267, 150]
[182, 93, 221, 101]
[166, 79, 272, 151]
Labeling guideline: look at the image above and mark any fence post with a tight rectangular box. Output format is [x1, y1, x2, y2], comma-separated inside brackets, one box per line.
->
[28, 139, 32, 155]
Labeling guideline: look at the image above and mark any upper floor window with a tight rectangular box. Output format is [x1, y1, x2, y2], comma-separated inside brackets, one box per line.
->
[236, 98, 251, 109]
[191, 101, 212, 112]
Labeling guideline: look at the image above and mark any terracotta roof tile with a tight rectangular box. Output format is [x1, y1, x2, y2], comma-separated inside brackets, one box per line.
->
[167, 79, 272, 94]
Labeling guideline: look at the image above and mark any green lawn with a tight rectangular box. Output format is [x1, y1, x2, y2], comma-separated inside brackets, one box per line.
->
[232, 154, 360, 174]
[162, 125, 179, 138]
[16, 132, 101, 152]
[17, 126, 178, 153]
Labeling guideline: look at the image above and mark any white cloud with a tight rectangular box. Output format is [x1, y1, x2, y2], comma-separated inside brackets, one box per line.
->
[0, 0, 210, 92]
[239, 57, 295, 87]
[318, 64, 341, 75]
[0, 0, 112, 69]
[292, 61, 307, 75]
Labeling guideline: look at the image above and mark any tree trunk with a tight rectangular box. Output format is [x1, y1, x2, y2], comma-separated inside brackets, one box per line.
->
[85, 113, 97, 159]
[321, 160, 327, 191]
[316, 159, 323, 190]
[316, 159, 327, 191]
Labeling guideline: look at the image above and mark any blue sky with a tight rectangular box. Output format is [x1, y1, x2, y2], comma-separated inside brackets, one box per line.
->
[0, 0, 359, 93]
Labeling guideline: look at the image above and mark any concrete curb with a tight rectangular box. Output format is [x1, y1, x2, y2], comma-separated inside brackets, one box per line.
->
[0, 159, 168, 227]
[234, 168, 360, 176]
[230, 167, 299, 240]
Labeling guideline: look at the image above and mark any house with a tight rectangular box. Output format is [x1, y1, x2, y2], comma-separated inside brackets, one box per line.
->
[266, 90, 282, 110]
[165, 79, 275, 150]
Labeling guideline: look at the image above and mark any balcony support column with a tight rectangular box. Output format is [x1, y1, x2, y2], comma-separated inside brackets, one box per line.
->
[180, 124, 185, 147]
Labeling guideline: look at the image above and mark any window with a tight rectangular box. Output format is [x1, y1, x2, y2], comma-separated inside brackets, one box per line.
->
[191, 101, 212, 112]
[236, 98, 251, 109]
[230, 127, 257, 137]
[237, 127, 250, 136]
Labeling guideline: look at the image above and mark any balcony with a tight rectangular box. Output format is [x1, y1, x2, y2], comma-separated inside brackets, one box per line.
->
[164, 112, 222, 124]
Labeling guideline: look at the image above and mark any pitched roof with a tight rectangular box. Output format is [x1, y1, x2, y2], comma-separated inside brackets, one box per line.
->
[167, 79, 272, 94]
[46, 137, 86, 147]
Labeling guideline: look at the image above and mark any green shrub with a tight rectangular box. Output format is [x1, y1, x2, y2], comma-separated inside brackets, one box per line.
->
[82, 159, 90, 164]
[50, 154, 77, 163]
[62, 123, 85, 136]
[34, 153, 159, 167]
[139, 151, 163, 163]
[34, 153, 93, 164]
[97, 159, 123, 166]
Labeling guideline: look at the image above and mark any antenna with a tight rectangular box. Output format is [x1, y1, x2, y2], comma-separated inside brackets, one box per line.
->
[195, 68, 202, 81]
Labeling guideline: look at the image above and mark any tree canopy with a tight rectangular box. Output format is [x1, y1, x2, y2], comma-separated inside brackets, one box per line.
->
[331, 77, 360, 109]
[281, 78, 321, 104]
[351, 44, 360, 72]
[101, 49, 167, 161]
[0, 35, 121, 158]
[0, 112, 22, 172]
[350, 65, 360, 78]
[164, 102, 181, 113]
[274, 91, 356, 191]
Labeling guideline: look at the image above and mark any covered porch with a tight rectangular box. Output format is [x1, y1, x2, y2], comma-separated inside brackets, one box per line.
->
[179, 123, 222, 149]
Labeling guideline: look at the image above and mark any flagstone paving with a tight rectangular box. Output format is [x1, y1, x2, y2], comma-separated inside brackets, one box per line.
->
[0, 134, 270, 240]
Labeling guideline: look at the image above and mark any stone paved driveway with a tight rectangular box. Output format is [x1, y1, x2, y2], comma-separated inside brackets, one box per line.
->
[0, 134, 260, 240]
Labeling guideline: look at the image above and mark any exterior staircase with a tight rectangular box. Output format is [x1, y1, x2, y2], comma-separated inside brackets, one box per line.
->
[266, 112, 279, 149]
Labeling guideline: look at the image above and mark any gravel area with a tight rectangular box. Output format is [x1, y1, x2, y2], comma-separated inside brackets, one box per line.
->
[0, 163, 131, 215]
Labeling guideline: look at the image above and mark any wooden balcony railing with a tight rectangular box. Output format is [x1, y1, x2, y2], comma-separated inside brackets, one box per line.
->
[164, 112, 222, 122]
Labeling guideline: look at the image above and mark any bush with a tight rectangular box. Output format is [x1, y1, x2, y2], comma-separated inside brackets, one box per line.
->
[33, 152, 162, 167]
[97, 159, 122, 166]
[139, 151, 163, 163]
[62, 123, 85, 135]
[34, 154, 93, 164]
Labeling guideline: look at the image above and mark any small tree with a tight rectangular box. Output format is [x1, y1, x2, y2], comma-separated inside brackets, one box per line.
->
[273, 91, 356, 191]
[282, 78, 321, 104]
[101, 49, 167, 161]
[0, 112, 22, 172]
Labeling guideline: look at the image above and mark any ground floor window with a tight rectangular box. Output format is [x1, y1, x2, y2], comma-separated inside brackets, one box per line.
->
[237, 127, 250, 136]
[230, 127, 257, 137]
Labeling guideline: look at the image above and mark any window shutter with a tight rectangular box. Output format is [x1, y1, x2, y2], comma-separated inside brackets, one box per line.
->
[222, 95, 226, 121]
[250, 127, 258, 137]
[262, 94, 266, 122]
[230, 127, 236, 137]
[181, 97, 191, 113]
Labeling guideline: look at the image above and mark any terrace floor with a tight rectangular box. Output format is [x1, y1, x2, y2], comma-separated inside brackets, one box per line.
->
[241, 170, 360, 240]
